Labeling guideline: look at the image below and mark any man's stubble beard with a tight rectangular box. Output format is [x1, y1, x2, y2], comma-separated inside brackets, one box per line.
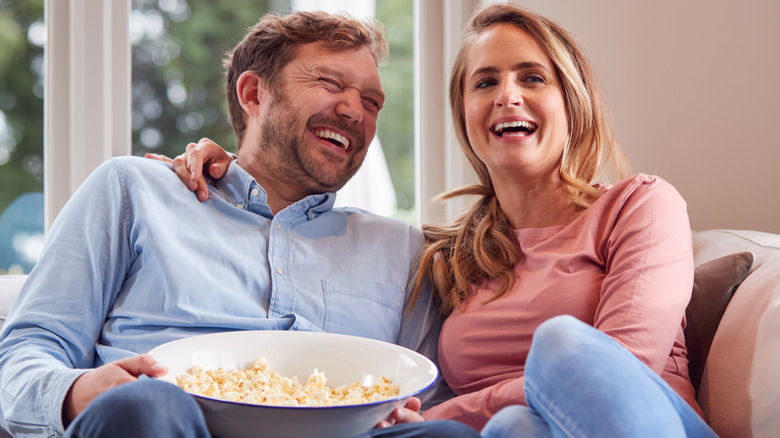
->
[256, 91, 367, 194]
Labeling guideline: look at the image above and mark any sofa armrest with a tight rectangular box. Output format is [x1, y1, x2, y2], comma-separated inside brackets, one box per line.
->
[693, 230, 780, 438]
[0, 275, 27, 437]
[0, 275, 27, 329]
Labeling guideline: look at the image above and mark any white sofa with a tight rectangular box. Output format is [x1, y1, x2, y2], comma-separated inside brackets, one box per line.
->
[0, 229, 778, 438]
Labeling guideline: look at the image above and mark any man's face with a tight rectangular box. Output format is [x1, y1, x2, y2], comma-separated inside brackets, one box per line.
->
[251, 42, 385, 194]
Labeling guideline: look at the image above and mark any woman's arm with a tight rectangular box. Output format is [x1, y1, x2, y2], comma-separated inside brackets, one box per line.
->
[594, 176, 694, 375]
[145, 138, 235, 201]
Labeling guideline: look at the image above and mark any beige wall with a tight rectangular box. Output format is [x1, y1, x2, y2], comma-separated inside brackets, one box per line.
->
[513, 0, 780, 232]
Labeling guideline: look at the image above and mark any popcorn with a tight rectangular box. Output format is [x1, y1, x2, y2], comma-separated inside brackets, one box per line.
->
[176, 358, 399, 407]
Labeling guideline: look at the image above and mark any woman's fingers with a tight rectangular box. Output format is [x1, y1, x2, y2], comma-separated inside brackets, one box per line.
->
[149, 138, 234, 202]
[144, 153, 174, 164]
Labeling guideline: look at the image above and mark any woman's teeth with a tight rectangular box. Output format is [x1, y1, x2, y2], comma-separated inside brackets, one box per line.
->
[492, 120, 537, 136]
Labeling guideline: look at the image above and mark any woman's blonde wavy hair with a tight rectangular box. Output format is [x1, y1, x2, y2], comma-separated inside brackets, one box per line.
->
[413, 4, 630, 316]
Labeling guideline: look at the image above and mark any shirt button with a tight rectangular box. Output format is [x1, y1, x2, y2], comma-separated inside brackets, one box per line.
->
[236, 203, 244, 209]
[276, 267, 284, 275]
[250, 188, 260, 197]
[276, 224, 282, 231]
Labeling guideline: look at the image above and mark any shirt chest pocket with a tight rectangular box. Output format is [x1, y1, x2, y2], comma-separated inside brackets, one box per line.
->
[320, 279, 404, 343]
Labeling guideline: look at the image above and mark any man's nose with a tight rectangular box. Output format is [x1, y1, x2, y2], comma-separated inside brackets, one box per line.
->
[336, 88, 364, 123]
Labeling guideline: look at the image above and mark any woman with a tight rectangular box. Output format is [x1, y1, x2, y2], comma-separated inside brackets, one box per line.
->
[153, 4, 715, 437]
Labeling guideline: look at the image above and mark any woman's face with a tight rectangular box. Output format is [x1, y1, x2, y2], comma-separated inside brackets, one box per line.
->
[463, 24, 569, 187]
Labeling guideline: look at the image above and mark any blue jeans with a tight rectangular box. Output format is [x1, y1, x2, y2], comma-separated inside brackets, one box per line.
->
[63, 378, 210, 438]
[481, 315, 717, 438]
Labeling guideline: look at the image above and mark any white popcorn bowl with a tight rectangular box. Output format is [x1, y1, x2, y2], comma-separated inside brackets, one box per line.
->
[148, 330, 438, 438]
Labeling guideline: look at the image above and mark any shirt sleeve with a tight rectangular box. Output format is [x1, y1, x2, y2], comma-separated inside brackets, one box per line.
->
[393, 231, 452, 410]
[594, 176, 694, 375]
[0, 159, 132, 437]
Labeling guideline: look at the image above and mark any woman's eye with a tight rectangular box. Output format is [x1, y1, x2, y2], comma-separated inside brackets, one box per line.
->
[523, 74, 545, 84]
[474, 78, 496, 90]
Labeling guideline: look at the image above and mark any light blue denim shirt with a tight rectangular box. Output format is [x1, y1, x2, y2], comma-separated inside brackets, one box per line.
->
[0, 157, 442, 437]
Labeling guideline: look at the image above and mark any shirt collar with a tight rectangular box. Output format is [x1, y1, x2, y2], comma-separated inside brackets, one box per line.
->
[214, 160, 337, 221]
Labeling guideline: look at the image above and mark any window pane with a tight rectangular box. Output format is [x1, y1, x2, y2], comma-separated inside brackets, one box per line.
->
[375, 0, 414, 221]
[0, 0, 45, 275]
[131, 0, 292, 160]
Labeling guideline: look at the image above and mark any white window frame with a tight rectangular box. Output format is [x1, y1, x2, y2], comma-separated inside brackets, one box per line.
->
[44, 0, 131, 229]
[43, 0, 479, 229]
[415, 0, 479, 225]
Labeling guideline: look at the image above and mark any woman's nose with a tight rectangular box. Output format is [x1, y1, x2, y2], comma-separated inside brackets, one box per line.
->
[494, 82, 523, 108]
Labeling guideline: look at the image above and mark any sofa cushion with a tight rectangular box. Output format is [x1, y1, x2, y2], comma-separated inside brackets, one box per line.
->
[693, 229, 780, 438]
[685, 251, 753, 395]
[0, 275, 27, 328]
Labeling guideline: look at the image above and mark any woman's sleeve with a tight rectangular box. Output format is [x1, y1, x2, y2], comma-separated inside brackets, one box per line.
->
[594, 176, 694, 374]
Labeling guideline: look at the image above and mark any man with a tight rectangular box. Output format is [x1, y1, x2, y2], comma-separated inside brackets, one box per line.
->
[0, 11, 471, 438]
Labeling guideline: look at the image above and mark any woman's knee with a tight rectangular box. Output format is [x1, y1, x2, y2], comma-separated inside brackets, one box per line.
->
[531, 316, 592, 360]
[534, 314, 585, 342]
[526, 314, 622, 386]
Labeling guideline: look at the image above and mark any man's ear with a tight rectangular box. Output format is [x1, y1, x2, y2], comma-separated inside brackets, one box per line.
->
[236, 71, 269, 117]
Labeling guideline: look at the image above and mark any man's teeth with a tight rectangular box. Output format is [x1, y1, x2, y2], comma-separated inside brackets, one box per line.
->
[314, 129, 350, 150]
[492, 120, 537, 136]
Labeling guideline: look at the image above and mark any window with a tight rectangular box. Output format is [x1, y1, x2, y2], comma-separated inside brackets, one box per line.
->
[130, 0, 286, 160]
[0, 0, 45, 275]
[36, 0, 469, 261]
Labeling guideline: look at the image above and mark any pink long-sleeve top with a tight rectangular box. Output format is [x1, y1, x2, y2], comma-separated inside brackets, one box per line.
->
[422, 174, 701, 431]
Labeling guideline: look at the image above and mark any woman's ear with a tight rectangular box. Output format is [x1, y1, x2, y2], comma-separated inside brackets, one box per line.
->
[236, 71, 268, 117]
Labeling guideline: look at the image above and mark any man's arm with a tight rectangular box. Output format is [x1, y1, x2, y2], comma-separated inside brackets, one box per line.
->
[0, 160, 132, 436]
